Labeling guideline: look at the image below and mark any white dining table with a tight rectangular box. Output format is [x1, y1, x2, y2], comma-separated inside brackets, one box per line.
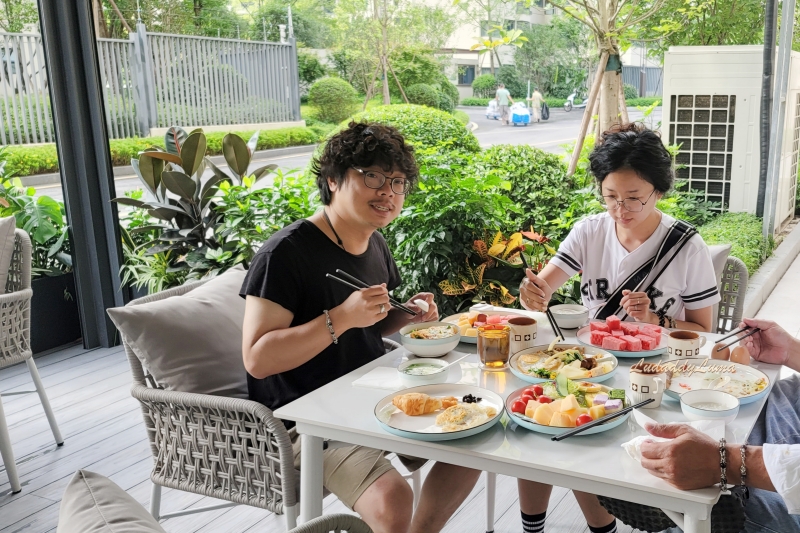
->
[274, 310, 781, 533]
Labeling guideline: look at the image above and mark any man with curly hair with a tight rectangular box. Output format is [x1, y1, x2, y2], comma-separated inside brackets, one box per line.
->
[240, 121, 481, 533]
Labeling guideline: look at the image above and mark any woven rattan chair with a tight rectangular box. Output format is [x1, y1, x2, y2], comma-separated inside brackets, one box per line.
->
[123, 282, 413, 530]
[0, 229, 63, 494]
[288, 514, 372, 533]
[123, 279, 299, 529]
[716, 256, 748, 334]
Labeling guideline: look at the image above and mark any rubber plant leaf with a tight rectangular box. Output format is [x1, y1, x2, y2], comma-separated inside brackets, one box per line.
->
[165, 126, 187, 155]
[140, 151, 182, 166]
[111, 197, 147, 208]
[222, 133, 251, 179]
[251, 163, 277, 183]
[180, 131, 207, 177]
[247, 131, 260, 156]
[133, 154, 164, 196]
[161, 171, 197, 202]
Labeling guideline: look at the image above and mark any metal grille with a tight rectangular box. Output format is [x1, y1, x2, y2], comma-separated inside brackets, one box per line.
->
[0, 33, 54, 145]
[622, 66, 662, 97]
[148, 33, 297, 128]
[669, 94, 736, 211]
[788, 92, 800, 217]
[97, 38, 138, 139]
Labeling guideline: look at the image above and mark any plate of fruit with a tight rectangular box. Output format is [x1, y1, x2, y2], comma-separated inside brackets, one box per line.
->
[509, 339, 618, 384]
[577, 316, 668, 358]
[506, 374, 630, 436]
[443, 310, 529, 344]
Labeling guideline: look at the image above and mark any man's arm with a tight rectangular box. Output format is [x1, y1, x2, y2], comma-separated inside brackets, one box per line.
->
[242, 285, 390, 379]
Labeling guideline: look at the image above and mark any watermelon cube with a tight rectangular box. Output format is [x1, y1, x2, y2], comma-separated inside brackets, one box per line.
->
[636, 334, 657, 351]
[486, 315, 504, 324]
[621, 335, 642, 351]
[642, 325, 662, 337]
[590, 322, 611, 333]
[590, 331, 611, 345]
[611, 329, 624, 338]
[621, 322, 640, 336]
[602, 336, 628, 351]
[606, 316, 622, 330]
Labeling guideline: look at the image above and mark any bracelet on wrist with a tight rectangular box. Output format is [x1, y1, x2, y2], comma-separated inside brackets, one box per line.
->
[739, 444, 749, 499]
[719, 437, 728, 491]
[323, 310, 338, 345]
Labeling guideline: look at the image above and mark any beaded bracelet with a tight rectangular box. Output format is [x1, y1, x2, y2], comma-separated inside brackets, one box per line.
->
[740, 444, 749, 498]
[719, 437, 728, 491]
[323, 310, 338, 345]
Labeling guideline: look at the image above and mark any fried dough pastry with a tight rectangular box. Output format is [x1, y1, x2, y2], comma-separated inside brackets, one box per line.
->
[392, 393, 458, 416]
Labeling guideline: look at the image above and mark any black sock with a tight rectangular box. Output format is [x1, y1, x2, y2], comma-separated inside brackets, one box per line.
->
[521, 511, 546, 533]
[588, 519, 617, 533]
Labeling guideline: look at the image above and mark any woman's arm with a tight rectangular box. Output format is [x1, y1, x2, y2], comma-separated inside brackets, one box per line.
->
[621, 290, 714, 332]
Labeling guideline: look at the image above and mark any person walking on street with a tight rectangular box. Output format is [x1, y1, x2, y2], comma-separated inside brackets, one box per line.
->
[527, 88, 543, 122]
[495, 83, 513, 125]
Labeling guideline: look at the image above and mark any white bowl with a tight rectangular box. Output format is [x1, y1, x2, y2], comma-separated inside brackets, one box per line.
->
[399, 321, 461, 357]
[549, 304, 590, 329]
[397, 358, 450, 388]
[680, 389, 740, 424]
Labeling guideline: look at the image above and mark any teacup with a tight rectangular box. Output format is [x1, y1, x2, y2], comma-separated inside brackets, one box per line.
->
[508, 316, 537, 354]
[667, 330, 707, 359]
[629, 366, 667, 408]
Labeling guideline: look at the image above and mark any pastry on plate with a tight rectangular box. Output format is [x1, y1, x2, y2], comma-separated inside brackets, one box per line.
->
[392, 393, 458, 416]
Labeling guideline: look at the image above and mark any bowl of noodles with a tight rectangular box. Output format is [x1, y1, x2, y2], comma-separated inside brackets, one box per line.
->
[399, 321, 462, 357]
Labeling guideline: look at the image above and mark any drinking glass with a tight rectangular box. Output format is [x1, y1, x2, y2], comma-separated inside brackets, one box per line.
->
[478, 325, 511, 371]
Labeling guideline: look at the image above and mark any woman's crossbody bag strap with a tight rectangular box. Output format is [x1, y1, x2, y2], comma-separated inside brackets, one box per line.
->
[594, 220, 696, 321]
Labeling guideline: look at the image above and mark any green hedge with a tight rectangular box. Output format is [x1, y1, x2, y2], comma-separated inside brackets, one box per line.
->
[627, 97, 662, 107]
[6, 126, 322, 177]
[698, 212, 774, 274]
[453, 110, 470, 125]
[460, 96, 567, 108]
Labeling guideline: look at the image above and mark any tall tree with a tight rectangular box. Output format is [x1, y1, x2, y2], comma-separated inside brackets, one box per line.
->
[0, 0, 39, 33]
[453, 0, 517, 74]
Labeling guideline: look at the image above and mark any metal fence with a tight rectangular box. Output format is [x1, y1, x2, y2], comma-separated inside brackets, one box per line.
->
[0, 33, 54, 145]
[622, 66, 663, 97]
[0, 26, 301, 145]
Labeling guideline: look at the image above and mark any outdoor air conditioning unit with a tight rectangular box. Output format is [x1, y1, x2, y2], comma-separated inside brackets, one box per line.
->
[663, 45, 800, 230]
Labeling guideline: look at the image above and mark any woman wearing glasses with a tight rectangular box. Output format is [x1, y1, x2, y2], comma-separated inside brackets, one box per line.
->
[516, 123, 720, 533]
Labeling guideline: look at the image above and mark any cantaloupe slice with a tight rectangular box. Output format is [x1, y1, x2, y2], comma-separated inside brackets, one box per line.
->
[533, 403, 555, 425]
[589, 405, 606, 420]
[549, 411, 575, 427]
[549, 399, 562, 412]
[525, 400, 539, 419]
[465, 328, 478, 337]
[560, 394, 580, 412]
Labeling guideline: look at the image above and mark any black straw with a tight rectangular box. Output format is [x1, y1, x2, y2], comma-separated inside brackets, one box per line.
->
[551, 398, 654, 441]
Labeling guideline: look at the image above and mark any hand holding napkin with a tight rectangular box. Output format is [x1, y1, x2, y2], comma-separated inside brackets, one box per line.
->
[622, 409, 725, 463]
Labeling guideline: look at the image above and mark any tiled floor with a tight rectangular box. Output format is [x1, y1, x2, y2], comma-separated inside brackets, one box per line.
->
[1, 249, 798, 532]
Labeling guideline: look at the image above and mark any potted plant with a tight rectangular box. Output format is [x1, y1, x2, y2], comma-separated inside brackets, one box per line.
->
[0, 156, 78, 354]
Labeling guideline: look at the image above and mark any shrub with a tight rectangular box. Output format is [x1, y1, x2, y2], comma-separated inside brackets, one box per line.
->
[627, 97, 662, 107]
[698, 212, 774, 274]
[436, 90, 455, 114]
[545, 97, 567, 108]
[624, 83, 639, 100]
[405, 83, 440, 109]
[389, 47, 442, 97]
[308, 77, 360, 124]
[438, 76, 460, 105]
[453, 110, 470, 124]
[460, 97, 490, 106]
[657, 181, 720, 227]
[478, 144, 576, 238]
[472, 74, 497, 98]
[496, 65, 526, 98]
[297, 50, 327, 93]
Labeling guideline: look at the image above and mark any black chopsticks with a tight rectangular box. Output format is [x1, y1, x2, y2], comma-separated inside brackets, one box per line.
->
[518, 249, 563, 341]
[715, 327, 760, 352]
[326, 270, 418, 316]
[551, 398, 654, 441]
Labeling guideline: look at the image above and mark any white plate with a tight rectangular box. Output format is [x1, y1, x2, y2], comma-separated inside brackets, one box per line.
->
[505, 384, 631, 436]
[442, 309, 530, 344]
[374, 384, 504, 441]
[577, 324, 668, 358]
[509, 344, 618, 384]
[663, 358, 771, 405]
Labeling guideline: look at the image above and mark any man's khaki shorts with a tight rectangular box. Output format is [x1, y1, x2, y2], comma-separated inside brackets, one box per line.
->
[289, 428, 427, 510]
[499, 104, 510, 122]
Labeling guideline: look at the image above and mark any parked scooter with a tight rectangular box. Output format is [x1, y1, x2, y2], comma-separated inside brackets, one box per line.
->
[563, 90, 588, 112]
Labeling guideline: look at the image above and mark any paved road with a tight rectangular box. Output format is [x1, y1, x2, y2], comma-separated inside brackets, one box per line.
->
[36, 105, 662, 201]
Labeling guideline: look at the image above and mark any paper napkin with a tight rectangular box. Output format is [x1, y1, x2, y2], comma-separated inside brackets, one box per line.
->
[621, 409, 725, 463]
[351, 367, 403, 391]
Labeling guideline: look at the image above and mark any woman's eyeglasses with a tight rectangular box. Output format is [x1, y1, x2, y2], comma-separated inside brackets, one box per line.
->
[601, 188, 656, 212]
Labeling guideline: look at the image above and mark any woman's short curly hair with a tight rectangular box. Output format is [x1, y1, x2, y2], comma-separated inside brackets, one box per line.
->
[310, 121, 419, 205]
[589, 122, 674, 193]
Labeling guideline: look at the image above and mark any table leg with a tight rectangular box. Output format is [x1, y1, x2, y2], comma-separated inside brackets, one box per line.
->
[300, 434, 324, 524]
[683, 514, 712, 533]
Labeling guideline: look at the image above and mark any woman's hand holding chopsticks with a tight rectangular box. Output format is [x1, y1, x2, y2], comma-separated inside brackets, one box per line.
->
[520, 269, 553, 312]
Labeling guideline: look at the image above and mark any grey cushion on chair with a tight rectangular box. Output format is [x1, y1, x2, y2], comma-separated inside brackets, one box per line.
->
[0, 216, 16, 292]
[708, 244, 732, 330]
[107, 267, 249, 398]
[57, 470, 167, 532]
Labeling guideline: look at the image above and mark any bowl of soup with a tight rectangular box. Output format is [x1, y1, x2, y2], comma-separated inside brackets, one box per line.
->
[680, 389, 740, 425]
[397, 358, 450, 387]
[399, 321, 461, 357]
[549, 304, 590, 329]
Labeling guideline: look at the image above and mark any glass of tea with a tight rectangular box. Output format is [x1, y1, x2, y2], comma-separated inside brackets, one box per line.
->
[477, 325, 511, 371]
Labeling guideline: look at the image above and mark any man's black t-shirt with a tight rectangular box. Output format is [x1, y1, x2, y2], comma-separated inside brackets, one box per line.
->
[239, 219, 401, 416]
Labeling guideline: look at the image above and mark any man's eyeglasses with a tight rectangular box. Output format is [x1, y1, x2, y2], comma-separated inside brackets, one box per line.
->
[601, 188, 657, 213]
[353, 167, 411, 195]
